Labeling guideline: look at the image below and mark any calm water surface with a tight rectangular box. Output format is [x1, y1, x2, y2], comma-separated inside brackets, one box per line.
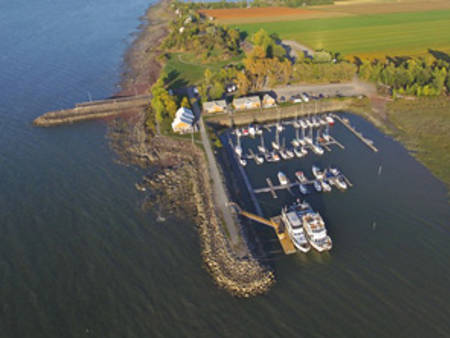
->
[1, 1, 449, 337]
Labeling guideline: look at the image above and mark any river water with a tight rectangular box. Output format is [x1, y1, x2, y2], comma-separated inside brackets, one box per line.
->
[1, 1, 449, 337]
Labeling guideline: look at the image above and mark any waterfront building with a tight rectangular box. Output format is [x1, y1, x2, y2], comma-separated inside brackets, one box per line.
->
[233, 96, 261, 111]
[262, 94, 276, 108]
[171, 107, 195, 133]
[203, 100, 227, 114]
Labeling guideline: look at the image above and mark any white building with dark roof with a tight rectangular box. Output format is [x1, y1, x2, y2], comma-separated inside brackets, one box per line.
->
[171, 107, 195, 133]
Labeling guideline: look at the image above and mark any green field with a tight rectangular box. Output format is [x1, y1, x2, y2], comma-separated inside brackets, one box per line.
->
[386, 98, 450, 188]
[164, 53, 244, 89]
[234, 9, 450, 58]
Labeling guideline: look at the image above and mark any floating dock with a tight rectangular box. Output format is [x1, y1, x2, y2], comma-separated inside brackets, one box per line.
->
[230, 203, 296, 255]
[333, 114, 378, 152]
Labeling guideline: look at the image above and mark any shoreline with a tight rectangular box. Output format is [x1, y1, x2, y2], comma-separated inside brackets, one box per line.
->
[109, 0, 275, 297]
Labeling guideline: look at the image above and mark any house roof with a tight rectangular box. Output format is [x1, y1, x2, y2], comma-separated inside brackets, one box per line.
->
[233, 96, 260, 105]
[203, 100, 227, 110]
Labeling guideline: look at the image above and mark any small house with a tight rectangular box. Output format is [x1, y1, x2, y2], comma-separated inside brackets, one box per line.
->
[203, 100, 227, 114]
[171, 107, 195, 133]
[232, 96, 261, 111]
[262, 94, 276, 108]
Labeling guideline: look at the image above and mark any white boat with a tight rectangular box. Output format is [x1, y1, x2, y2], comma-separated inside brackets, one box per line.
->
[279, 149, 289, 160]
[306, 119, 314, 128]
[329, 167, 340, 176]
[335, 177, 348, 190]
[312, 165, 325, 179]
[239, 158, 247, 166]
[319, 117, 327, 126]
[311, 144, 324, 155]
[234, 129, 242, 137]
[313, 180, 322, 192]
[276, 123, 284, 132]
[304, 136, 313, 145]
[295, 171, 308, 184]
[293, 147, 304, 158]
[235, 145, 243, 157]
[326, 115, 335, 125]
[299, 184, 308, 195]
[291, 139, 300, 147]
[321, 180, 332, 192]
[298, 138, 306, 146]
[323, 133, 331, 142]
[272, 141, 280, 150]
[248, 126, 256, 137]
[285, 148, 295, 159]
[300, 120, 308, 129]
[312, 117, 320, 127]
[277, 171, 289, 185]
[281, 201, 311, 253]
[255, 125, 263, 135]
[255, 154, 264, 165]
[302, 212, 332, 252]
[257, 145, 267, 154]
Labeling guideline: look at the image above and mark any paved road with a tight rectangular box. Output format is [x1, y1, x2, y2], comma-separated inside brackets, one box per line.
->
[187, 88, 245, 256]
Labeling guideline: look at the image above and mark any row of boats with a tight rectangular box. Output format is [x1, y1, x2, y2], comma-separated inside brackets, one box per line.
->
[234, 114, 335, 138]
[277, 165, 348, 194]
[281, 199, 332, 253]
[235, 126, 331, 167]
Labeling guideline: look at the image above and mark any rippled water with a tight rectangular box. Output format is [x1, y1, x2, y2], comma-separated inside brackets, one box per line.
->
[1, 1, 449, 337]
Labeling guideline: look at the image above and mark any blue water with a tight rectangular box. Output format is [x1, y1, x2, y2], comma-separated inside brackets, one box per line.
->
[1, 0, 450, 337]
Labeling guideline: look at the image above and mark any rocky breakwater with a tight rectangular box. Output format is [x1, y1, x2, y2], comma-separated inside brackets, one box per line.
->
[108, 115, 275, 297]
[33, 95, 151, 127]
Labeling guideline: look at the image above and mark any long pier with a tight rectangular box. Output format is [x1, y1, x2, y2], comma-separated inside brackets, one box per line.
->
[333, 114, 378, 152]
[33, 94, 151, 127]
[226, 135, 264, 216]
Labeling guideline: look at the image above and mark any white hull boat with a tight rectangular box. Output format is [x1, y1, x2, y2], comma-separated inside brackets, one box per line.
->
[278, 171, 289, 185]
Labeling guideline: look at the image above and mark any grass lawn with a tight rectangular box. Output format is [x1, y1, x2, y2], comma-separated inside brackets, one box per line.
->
[164, 53, 244, 89]
[233, 9, 450, 58]
[386, 98, 450, 188]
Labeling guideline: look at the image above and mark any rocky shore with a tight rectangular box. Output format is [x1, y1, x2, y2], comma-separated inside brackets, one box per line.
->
[108, 114, 275, 297]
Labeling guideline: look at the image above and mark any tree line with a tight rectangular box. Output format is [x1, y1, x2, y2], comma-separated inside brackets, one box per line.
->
[162, 6, 241, 62]
[198, 29, 356, 101]
[357, 56, 450, 97]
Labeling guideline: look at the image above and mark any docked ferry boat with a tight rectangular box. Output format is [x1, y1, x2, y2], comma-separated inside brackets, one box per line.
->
[281, 200, 311, 253]
[302, 212, 332, 252]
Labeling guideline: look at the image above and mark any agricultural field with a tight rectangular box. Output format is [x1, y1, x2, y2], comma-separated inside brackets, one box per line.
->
[163, 53, 244, 88]
[233, 9, 450, 58]
[199, 7, 341, 24]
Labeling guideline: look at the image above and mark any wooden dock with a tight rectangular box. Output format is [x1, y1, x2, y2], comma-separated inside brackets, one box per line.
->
[270, 216, 296, 255]
[333, 114, 378, 152]
[265, 178, 278, 198]
[254, 173, 353, 197]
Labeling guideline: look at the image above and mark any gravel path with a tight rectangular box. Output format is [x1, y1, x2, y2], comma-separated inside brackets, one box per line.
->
[187, 87, 246, 256]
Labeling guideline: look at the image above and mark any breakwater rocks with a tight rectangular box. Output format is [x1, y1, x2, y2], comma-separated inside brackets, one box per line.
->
[108, 116, 275, 297]
[33, 95, 151, 127]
